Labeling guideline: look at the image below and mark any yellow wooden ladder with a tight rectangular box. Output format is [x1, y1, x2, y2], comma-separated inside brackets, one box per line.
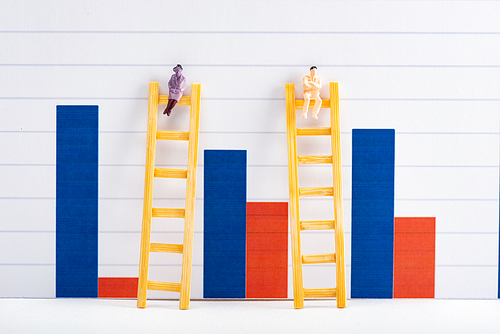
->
[137, 82, 201, 310]
[285, 82, 346, 309]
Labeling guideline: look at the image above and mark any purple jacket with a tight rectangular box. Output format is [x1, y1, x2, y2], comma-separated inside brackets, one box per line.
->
[168, 67, 187, 101]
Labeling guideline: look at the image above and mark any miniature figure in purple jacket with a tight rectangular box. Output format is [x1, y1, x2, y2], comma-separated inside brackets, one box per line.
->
[163, 64, 187, 116]
[302, 66, 322, 119]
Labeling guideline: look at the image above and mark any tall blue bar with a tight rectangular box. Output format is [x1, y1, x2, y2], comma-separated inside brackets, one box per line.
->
[56, 106, 98, 297]
[204, 150, 247, 298]
[351, 129, 395, 298]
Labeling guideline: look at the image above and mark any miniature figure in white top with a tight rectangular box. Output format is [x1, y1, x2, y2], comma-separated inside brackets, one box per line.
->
[163, 64, 187, 116]
[302, 66, 322, 119]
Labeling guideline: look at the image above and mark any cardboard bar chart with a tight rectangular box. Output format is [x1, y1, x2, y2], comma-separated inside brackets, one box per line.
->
[56, 105, 99, 298]
[351, 129, 395, 298]
[246, 202, 288, 298]
[203, 150, 247, 298]
[98, 278, 138, 298]
[394, 217, 436, 298]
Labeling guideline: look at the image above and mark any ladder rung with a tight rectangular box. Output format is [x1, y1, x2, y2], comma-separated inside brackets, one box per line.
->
[150, 243, 183, 254]
[156, 131, 189, 141]
[152, 208, 185, 218]
[147, 281, 182, 292]
[295, 99, 331, 110]
[300, 220, 335, 230]
[158, 95, 191, 106]
[303, 288, 336, 298]
[296, 127, 331, 136]
[297, 155, 332, 165]
[302, 253, 336, 264]
[299, 187, 334, 197]
[154, 168, 188, 179]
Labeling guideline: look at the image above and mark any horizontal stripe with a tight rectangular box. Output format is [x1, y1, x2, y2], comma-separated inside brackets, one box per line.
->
[3, 164, 499, 168]
[1, 231, 498, 235]
[2, 264, 498, 268]
[0, 160, 498, 167]
[1, 197, 498, 202]
[1, 64, 499, 68]
[0, 97, 499, 102]
[2, 31, 500, 35]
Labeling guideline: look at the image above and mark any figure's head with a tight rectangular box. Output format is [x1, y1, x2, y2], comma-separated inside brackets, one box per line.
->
[310, 66, 317, 76]
[173, 64, 183, 72]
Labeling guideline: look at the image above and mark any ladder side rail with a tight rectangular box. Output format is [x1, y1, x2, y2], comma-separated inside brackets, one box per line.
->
[137, 82, 160, 308]
[179, 83, 201, 310]
[330, 82, 346, 308]
[286, 83, 304, 309]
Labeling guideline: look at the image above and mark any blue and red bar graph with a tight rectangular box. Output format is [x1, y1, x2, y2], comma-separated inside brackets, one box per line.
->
[203, 150, 288, 299]
[56, 106, 138, 299]
[55, 114, 495, 299]
[351, 129, 436, 298]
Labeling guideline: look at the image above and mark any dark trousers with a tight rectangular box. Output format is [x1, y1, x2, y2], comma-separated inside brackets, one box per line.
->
[163, 99, 178, 116]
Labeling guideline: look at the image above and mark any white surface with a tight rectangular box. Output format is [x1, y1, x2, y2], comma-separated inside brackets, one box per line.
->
[0, 299, 499, 334]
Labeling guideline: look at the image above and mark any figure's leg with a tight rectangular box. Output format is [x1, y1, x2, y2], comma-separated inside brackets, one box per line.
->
[163, 99, 178, 116]
[311, 93, 322, 119]
[302, 93, 311, 119]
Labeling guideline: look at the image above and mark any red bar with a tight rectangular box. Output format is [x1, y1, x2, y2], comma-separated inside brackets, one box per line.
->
[246, 202, 288, 299]
[247, 215, 288, 233]
[394, 250, 435, 268]
[395, 217, 435, 233]
[247, 268, 287, 298]
[98, 277, 138, 298]
[394, 283, 435, 298]
[247, 202, 288, 216]
[247, 233, 288, 251]
[394, 234, 435, 251]
[247, 250, 288, 268]
[394, 267, 434, 283]
[394, 217, 435, 298]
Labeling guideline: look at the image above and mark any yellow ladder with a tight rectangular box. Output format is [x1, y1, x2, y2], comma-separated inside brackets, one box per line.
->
[137, 82, 201, 310]
[285, 82, 346, 309]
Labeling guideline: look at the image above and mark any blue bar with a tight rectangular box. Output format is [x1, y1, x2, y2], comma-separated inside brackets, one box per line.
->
[56, 106, 98, 298]
[204, 150, 247, 298]
[351, 129, 395, 298]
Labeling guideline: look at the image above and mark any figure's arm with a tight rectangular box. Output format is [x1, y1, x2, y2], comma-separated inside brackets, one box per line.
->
[180, 77, 187, 92]
[303, 76, 312, 88]
[310, 77, 322, 89]
[168, 76, 175, 91]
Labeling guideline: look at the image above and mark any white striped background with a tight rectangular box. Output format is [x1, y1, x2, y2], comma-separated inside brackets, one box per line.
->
[0, 0, 499, 299]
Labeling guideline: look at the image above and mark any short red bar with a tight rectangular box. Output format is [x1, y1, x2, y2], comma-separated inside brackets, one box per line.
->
[394, 217, 435, 298]
[98, 277, 138, 298]
[246, 202, 288, 299]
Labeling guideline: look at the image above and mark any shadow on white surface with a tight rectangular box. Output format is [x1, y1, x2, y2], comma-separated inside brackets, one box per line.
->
[1, 298, 499, 334]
